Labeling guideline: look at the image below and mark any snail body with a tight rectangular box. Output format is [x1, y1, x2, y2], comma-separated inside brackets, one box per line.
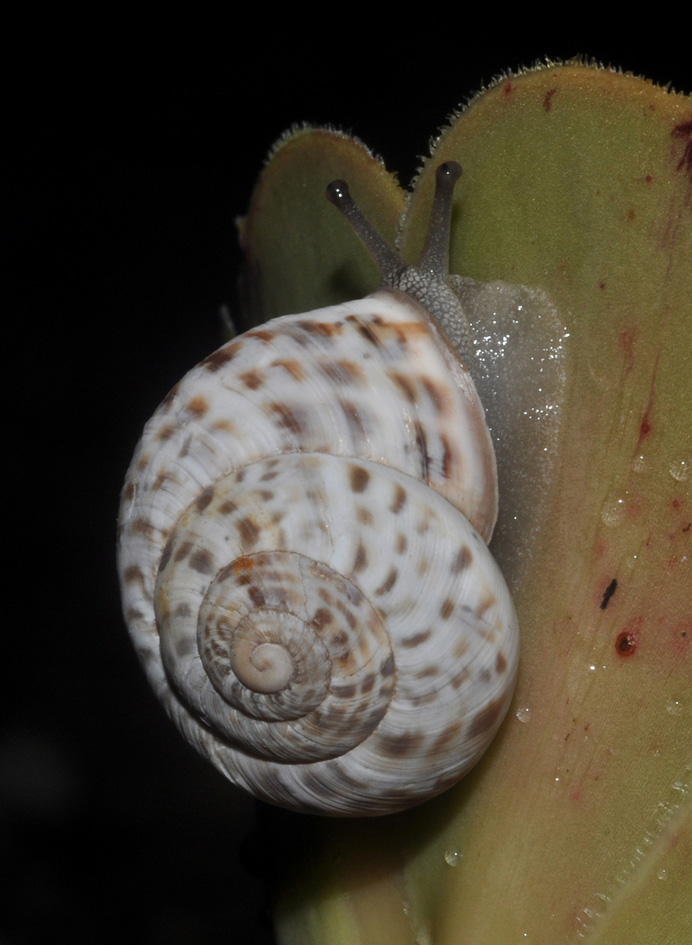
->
[118, 163, 519, 816]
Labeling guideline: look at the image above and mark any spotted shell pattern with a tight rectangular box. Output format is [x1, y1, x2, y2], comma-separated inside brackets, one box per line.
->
[117, 164, 519, 816]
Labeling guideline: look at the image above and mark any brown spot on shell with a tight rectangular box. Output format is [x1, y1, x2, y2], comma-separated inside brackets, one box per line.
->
[335, 600, 358, 630]
[294, 319, 343, 339]
[175, 601, 192, 619]
[190, 548, 214, 574]
[131, 517, 156, 539]
[233, 556, 255, 572]
[271, 358, 305, 381]
[174, 540, 194, 563]
[422, 377, 447, 414]
[158, 383, 181, 414]
[237, 517, 260, 548]
[476, 595, 497, 620]
[388, 371, 417, 403]
[450, 666, 471, 689]
[332, 683, 357, 699]
[349, 465, 371, 493]
[312, 608, 333, 631]
[375, 567, 398, 595]
[195, 486, 216, 512]
[238, 369, 264, 389]
[428, 722, 462, 757]
[248, 585, 265, 607]
[396, 533, 407, 554]
[468, 696, 506, 740]
[123, 565, 146, 587]
[186, 395, 210, 418]
[440, 598, 455, 620]
[441, 434, 454, 479]
[451, 545, 472, 573]
[496, 651, 508, 675]
[321, 359, 364, 385]
[211, 418, 235, 434]
[352, 542, 367, 573]
[380, 654, 395, 677]
[377, 731, 424, 758]
[218, 499, 238, 515]
[390, 483, 407, 514]
[414, 421, 430, 480]
[347, 315, 381, 347]
[155, 424, 177, 441]
[153, 470, 178, 492]
[356, 506, 373, 526]
[339, 399, 368, 439]
[270, 403, 304, 436]
[250, 329, 277, 343]
[201, 345, 239, 372]
[401, 629, 432, 648]
[415, 665, 441, 679]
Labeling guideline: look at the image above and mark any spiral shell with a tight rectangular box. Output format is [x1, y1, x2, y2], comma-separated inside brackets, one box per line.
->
[117, 163, 519, 816]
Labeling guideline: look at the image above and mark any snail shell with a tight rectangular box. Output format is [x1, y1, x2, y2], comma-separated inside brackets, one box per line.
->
[117, 162, 519, 816]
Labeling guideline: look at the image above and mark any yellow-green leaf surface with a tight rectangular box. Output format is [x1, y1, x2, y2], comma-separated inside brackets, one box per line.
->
[237, 127, 404, 325]
[240, 64, 692, 945]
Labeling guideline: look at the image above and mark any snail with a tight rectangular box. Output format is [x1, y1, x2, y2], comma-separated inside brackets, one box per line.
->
[117, 161, 519, 816]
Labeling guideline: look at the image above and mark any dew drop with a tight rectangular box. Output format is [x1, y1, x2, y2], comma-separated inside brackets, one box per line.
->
[515, 706, 532, 724]
[601, 497, 626, 526]
[657, 868, 668, 880]
[632, 454, 646, 473]
[444, 848, 462, 867]
[665, 699, 683, 717]
[669, 460, 689, 482]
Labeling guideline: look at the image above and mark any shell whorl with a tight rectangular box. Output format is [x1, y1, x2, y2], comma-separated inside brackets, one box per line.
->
[117, 164, 520, 816]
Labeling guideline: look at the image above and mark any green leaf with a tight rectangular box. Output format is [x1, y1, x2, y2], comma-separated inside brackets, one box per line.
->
[242, 62, 692, 945]
[237, 126, 403, 325]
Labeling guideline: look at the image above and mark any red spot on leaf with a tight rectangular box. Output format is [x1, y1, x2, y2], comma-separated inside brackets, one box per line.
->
[618, 327, 635, 375]
[639, 412, 653, 442]
[671, 119, 692, 176]
[635, 352, 660, 450]
[645, 174, 654, 183]
[543, 88, 557, 111]
[503, 81, 513, 97]
[615, 629, 639, 656]
[615, 618, 643, 658]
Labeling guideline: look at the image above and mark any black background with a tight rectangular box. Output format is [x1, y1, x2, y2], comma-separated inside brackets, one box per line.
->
[5, 16, 691, 945]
